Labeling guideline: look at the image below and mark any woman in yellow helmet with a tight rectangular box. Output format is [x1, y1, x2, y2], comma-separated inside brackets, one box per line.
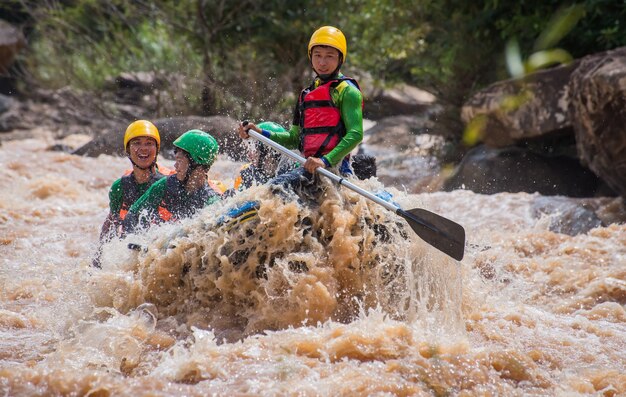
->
[94, 120, 172, 266]
[238, 26, 364, 193]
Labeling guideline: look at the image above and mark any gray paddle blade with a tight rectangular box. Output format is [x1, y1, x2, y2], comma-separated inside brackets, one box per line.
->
[398, 208, 466, 261]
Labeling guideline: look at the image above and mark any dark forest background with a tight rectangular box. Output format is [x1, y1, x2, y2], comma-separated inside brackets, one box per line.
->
[2, 0, 626, 135]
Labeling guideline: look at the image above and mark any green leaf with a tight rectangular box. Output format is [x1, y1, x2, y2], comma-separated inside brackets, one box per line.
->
[505, 39, 525, 78]
[534, 4, 586, 51]
[526, 48, 573, 72]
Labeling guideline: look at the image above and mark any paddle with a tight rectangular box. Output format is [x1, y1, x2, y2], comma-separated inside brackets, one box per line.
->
[241, 122, 466, 261]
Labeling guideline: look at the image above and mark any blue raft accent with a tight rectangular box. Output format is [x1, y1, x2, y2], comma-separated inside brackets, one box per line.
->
[215, 200, 261, 230]
[374, 190, 400, 208]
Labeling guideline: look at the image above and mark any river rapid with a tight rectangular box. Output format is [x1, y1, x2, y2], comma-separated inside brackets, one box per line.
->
[1, 137, 625, 396]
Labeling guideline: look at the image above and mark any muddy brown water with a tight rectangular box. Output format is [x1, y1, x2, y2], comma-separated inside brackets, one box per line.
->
[1, 138, 624, 396]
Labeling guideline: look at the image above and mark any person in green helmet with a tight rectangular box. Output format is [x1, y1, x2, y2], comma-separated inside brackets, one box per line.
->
[231, 121, 291, 192]
[122, 130, 222, 233]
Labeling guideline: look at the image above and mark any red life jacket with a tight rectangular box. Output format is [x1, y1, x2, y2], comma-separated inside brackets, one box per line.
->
[298, 77, 361, 159]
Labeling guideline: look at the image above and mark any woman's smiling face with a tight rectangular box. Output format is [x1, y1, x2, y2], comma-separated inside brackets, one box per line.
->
[128, 136, 157, 168]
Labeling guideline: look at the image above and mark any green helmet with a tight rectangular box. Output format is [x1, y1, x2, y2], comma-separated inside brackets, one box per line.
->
[258, 121, 286, 133]
[173, 130, 219, 166]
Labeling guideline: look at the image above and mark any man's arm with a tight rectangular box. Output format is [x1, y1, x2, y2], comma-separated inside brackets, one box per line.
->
[267, 125, 301, 150]
[94, 179, 123, 267]
[99, 212, 118, 242]
[99, 179, 123, 242]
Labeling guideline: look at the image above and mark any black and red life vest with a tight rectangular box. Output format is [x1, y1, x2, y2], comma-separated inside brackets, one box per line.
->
[297, 77, 361, 159]
[157, 175, 221, 222]
[119, 170, 167, 220]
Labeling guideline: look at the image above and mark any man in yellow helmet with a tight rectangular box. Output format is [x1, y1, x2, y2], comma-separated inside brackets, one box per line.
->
[238, 26, 363, 192]
[93, 120, 173, 267]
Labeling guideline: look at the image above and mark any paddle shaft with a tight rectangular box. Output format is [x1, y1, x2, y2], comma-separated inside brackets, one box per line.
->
[243, 120, 465, 261]
[246, 130, 445, 236]
[246, 131, 393, 205]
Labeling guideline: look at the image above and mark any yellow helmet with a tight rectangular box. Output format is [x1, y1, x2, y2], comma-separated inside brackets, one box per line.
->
[308, 26, 347, 60]
[123, 120, 160, 151]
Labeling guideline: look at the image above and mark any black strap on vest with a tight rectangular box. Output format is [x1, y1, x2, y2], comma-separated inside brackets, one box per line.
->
[311, 121, 346, 159]
[160, 175, 219, 220]
[120, 170, 164, 212]
[301, 100, 335, 109]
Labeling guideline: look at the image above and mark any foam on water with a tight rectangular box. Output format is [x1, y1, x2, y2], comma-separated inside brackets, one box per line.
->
[1, 138, 625, 396]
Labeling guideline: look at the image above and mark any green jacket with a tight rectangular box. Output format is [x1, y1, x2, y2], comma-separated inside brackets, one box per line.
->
[108, 177, 151, 216]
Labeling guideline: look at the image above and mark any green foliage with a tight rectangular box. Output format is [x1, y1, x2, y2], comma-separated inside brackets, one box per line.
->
[16, 0, 626, 126]
[188, 0, 348, 118]
[28, 3, 196, 78]
[31, 18, 200, 86]
[504, 4, 585, 78]
[21, 0, 352, 117]
[348, 1, 626, 101]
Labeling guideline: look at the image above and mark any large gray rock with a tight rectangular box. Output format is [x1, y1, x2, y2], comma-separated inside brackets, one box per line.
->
[443, 145, 601, 197]
[530, 196, 626, 235]
[364, 115, 433, 151]
[530, 196, 603, 236]
[0, 93, 27, 132]
[364, 83, 437, 120]
[0, 93, 13, 114]
[568, 47, 626, 198]
[0, 20, 24, 74]
[361, 115, 463, 193]
[461, 62, 578, 147]
[104, 71, 166, 104]
[0, 20, 26, 94]
[73, 115, 244, 160]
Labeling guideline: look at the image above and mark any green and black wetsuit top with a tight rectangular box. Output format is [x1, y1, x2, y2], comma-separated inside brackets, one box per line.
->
[122, 174, 221, 232]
